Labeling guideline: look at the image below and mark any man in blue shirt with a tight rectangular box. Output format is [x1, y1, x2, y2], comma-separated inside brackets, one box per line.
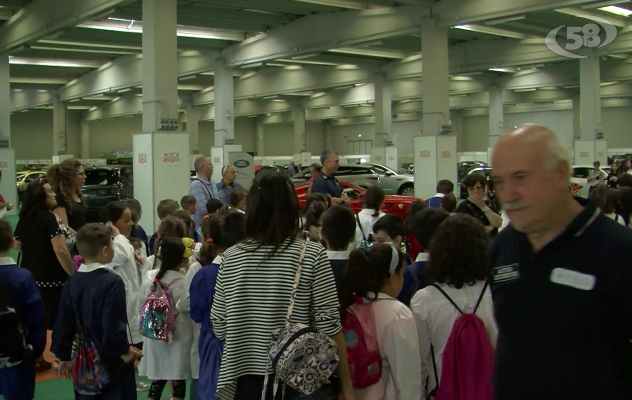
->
[217, 164, 242, 206]
[189, 156, 219, 229]
[311, 150, 350, 206]
[425, 179, 454, 208]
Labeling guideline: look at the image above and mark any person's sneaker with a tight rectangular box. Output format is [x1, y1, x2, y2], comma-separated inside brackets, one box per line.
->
[136, 381, 150, 392]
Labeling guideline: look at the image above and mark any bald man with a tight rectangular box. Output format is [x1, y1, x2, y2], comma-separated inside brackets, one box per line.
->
[489, 124, 632, 400]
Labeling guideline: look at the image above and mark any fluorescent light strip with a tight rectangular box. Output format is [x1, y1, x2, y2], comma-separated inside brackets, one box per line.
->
[598, 5, 632, 16]
[8, 57, 103, 68]
[489, 67, 517, 73]
[484, 15, 526, 26]
[276, 58, 338, 66]
[514, 88, 536, 92]
[582, 0, 630, 9]
[29, 46, 136, 55]
[454, 24, 530, 40]
[79, 20, 245, 41]
[38, 40, 142, 50]
[329, 48, 407, 59]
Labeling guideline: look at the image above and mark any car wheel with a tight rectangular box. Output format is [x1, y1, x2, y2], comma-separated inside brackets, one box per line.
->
[398, 184, 415, 196]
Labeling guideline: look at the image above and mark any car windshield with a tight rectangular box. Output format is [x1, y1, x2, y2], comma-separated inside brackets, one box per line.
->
[85, 169, 117, 185]
[370, 164, 397, 175]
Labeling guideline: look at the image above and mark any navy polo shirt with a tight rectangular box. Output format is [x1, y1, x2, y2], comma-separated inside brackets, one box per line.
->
[311, 172, 342, 198]
[490, 201, 632, 400]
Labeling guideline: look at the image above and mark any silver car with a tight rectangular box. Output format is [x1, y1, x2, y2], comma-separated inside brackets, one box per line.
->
[292, 163, 415, 196]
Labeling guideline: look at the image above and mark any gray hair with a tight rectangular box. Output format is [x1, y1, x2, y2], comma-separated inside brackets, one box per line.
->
[543, 132, 570, 172]
[320, 150, 335, 165]
[193, 156, 208, 172]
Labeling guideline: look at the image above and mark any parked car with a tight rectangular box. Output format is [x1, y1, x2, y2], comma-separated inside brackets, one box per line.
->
[458, 161, 487, 182]
[295, 179, 420, 219]
[17, 170, 46, 202]
[82, 166, 134, 222]
[570, 165, 609, 198]
[292, 163, 415, 195]
[256, 164, 291, 177]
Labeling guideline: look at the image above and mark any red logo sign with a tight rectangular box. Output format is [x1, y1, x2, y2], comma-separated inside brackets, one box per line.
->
[580, 151, 589, 158]
[420, 150, 431, 159]
[163, 151, 180, 164]
[441, 151, 451, 159]
[137, 154, 148, 165]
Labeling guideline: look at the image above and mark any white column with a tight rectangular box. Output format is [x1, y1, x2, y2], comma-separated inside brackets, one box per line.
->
[572, 95, 580, 139]
[325, 121, 334, 151]
[186, 103, 200, 154]
[135, 0, 190, 234]
[579, 55, 601, 141]
[214, 63, 234, 146]
[488, 85, 503, 147]
[0, 53, 16, 216]
[415, 17, 456, 199]
[293, 104, 306, 153]
[80, 119, 90, 158]
[52, 95, 67, 155]
[256, 117, 264, 156]
[0, 53, 9, 148]
[374, 74, 392, 147]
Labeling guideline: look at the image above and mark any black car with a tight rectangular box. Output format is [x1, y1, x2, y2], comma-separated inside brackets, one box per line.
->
[458, 161, 487, 182]
[82, 166, 134, 222]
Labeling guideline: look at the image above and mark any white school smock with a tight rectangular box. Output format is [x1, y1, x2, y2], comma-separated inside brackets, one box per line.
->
[107, 234, 143, 344]
[410, 280, 497, 398]
[350, 209, 385, 250]
[178, 260, 204, 380]
[354, 292, 422, 400]
[138, 269, 194, 380]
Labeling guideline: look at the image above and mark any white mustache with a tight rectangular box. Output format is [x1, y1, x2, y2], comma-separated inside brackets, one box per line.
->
[503, 202, 529, 211]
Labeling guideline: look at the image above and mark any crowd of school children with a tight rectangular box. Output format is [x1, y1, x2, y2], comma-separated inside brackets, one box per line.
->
[2, 150, 631, 400]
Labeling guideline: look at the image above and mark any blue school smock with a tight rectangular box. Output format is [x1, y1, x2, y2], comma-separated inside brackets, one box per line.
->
[396, 257, 415, 306]
[51, 264, 136, 400]
[0, 259, 46, 400]
[189, 256, 224, 400]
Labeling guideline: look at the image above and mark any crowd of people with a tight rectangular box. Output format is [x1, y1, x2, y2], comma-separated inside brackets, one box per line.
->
[0, 123, 631, 400]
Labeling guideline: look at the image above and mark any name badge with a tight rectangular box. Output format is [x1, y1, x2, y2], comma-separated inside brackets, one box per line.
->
[550, 268, 595, 291]
[493, 263, 520, 283]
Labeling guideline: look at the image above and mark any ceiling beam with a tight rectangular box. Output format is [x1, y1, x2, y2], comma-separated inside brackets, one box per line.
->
[0, 0, 136, 50]
[10, 89, 52, 111]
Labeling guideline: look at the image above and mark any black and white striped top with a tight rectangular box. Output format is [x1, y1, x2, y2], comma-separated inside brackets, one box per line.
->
[210, 238, 342, 399]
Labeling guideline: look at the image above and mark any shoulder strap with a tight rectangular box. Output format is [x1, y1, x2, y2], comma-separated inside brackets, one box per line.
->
[194, 178, 213, 198]
[356, 213, 366, 241]
[473, 280, 489, 314]
[284, 243, 307, 327]
[430, 283, 463, 314]
[428, 344, 439, 400]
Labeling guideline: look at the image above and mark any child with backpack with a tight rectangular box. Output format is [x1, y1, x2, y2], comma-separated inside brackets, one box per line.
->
[339, 243, 421, 400]
[52, 223, 142, 399]
[143, 217, 197, 277]
[188, 210, 246, 399]
[138, 237, 194, 400]
[410, 214, 497, 400]
[0, 220, 46, 400]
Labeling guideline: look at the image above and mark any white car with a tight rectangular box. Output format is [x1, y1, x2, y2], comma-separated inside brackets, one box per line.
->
[570, 165, 609, 198]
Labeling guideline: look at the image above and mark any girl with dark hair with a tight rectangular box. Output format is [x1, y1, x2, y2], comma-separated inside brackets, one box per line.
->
[174, 209, 201, 242]
[48, 158, 87, 231]
[143, 217, 196, 276]
[339, 244, 421, 399]
[352, 186, 386, 250]
[304, 200, 327, 242]
[210, 171, 354, 400]
[14, 178, 73, 371]
[187, 211, 246, 399]
[456, 173, 503, 236]
[589, 184, 626, 226]
[138, 238, 194, 400]
[410, 214, 497, 398]
[607, 163, 620, 189]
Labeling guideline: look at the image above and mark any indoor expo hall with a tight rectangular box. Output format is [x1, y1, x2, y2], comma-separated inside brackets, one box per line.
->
[1, 0, 632, 400]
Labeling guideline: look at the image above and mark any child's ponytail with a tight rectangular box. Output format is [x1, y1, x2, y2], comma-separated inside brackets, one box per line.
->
[199, 214, 223, 265]
[156, 238, 185, 281]
[153, 217, 189, 270]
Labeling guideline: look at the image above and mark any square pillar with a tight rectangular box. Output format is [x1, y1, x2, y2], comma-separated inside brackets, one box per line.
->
[414, 136, 457, 199]
[572, 95, 581, 139]
[0, 53, 16, 216]
[256, 117, 264, 156]
[421, 17, 450, 137]
[579, 55, 601, 141]
[374, 74, 392, 147]
[488, 85, 503, 148]
[293, 105, 306, 154]
[214, 63, 234, 146]
[53, 96, 67, 155]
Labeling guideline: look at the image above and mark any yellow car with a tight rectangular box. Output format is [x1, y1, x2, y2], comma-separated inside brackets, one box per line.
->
[17, 170, 46, 200]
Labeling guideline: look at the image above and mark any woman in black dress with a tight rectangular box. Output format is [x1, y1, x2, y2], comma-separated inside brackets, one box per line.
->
[14, 178, 74, 369]
[47, 158, 87, 232]
[456, 172, 503, 236]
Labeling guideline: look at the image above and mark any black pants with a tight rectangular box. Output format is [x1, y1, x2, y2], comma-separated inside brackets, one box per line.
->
[148, 380, 186, 399]
[234, 375, 337, 400]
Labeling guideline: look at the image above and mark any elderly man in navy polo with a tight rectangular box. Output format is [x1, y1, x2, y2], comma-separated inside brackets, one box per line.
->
[490, 124, 632, 400]
[310, 150, 350, 206]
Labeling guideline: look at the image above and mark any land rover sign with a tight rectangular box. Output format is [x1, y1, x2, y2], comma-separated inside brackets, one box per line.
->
[234, 159, 250, 168]
[228, 152, 254, 190]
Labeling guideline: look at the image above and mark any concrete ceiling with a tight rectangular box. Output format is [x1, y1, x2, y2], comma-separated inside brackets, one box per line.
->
[4, 0, 632, 121]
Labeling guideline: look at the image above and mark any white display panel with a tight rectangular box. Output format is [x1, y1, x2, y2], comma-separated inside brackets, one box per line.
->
[293, 153, 301, 163]
[52, 154, 74, 164]
[0, 149, 17, 217]
[371, 147, 386, 165]
[414, 136, 457, 200]
[300, 152, 311, 167]
[574, 140, 596, 166]
[133, 133, 155, 233]
[595, 140, 608, 166]
[385, 147, 398, 171]
[228, 152, 255, 190]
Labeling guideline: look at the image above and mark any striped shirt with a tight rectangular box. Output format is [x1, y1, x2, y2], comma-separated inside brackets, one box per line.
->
[210, 238, 342, 399]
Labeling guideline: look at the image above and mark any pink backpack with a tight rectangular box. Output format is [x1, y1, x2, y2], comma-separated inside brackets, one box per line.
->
[430, 281, 494, 400]
[343, 295, 383, 388]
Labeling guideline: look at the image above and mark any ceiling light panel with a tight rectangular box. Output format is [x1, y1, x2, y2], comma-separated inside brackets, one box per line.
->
[29, 46, 136, 55]
[78, 19, 245, 41]
[598, 5, 632, 16]
[453, 24, 534, 40]
[329, 48, 408, 59]
[8, 56, 103, 68]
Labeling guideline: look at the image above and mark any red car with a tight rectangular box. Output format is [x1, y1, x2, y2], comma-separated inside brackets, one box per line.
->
[296, 180, 421, 219]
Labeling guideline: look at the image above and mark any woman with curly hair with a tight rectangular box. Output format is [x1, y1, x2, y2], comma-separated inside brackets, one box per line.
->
[47, 158, 87, 232]
[410, 214, 497, 398]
